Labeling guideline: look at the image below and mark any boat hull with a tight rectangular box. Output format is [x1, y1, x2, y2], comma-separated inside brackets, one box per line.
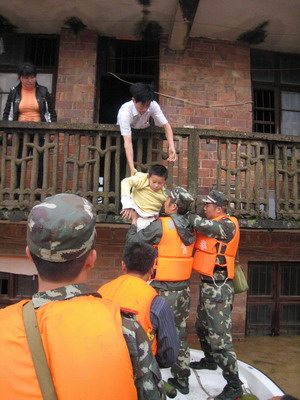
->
[160, 349, 284, 400]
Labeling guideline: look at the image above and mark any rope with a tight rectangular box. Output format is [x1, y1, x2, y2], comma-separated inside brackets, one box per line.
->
[192, 368, 214, 400]
[107, 72, 253, 109]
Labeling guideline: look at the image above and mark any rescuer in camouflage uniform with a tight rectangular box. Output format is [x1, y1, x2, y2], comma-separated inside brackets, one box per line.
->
[4, 194, 165, 400]
[126, 187, 195, 395]
[189, 190, 243, 400]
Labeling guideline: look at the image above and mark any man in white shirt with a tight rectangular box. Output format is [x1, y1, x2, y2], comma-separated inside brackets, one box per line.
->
[117, 83, 177, 176]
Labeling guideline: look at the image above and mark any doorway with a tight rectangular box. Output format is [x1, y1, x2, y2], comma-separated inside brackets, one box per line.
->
[97, 37, 159, 124]
[247, 261, 300, 336]
[95, 37, 160, 191]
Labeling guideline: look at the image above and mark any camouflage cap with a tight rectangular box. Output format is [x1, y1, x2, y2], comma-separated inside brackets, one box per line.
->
[27, 193, 96, 262]
[166, 186, 195, 213]
[199, 190, 229, 207]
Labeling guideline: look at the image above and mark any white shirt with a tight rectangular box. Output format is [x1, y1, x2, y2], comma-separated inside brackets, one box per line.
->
[117, 100, 168, 136]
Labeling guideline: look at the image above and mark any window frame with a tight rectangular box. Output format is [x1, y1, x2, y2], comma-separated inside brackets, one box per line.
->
[251, 49, 300, 136]
[0, 272, 38, 308]
[247, 261, 300, 336]
[0, 33, 59, 99]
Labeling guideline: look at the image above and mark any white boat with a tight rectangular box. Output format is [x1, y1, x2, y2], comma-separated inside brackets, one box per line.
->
[160, 349, 285, 400]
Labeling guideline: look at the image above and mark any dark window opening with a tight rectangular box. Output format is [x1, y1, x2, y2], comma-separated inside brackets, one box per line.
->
[96, 37, 160, 185]
[0, 34, 59, 69]
[0, 34, 59, 120]
[97, 37, 160, 124]
[0, 273, 9, 295]
[253, 89, 276, 134]
[0, 272, 38, 309]
[25, 36, 58, 68]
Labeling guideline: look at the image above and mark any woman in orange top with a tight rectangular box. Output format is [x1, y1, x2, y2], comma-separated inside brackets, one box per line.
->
[3, 62, 57, 122]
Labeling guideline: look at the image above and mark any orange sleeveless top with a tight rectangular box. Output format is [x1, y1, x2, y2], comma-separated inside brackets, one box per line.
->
[18, 86, 41, 122]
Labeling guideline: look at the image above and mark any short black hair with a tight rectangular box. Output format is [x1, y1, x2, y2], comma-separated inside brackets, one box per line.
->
[30, 250, 90, 282]
[18, 62, 37, 79]
[122, 242, 157, 275]
[130, 82, 154, 104]
[148, 164, 168, 179]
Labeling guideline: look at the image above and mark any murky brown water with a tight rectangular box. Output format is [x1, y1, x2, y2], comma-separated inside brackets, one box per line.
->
[234, 337, 300, 398]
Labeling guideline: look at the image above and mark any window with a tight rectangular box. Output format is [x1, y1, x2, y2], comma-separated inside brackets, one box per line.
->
[97, 37, 159, 123]
[0, 34, 59, 118]
[0, 272, 38, 308]
[251, 50, 300, 136]
[96, 37, 160, 180]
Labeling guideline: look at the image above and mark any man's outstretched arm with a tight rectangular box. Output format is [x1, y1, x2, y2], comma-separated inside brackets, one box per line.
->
[163, 123, 177, 162]
[123, 135, 137, 176]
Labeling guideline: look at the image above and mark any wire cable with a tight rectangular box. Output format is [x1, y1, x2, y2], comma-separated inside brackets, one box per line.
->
[108, 72, 253, 108]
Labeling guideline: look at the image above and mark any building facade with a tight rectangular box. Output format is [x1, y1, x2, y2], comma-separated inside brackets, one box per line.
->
[1, 0, 300, 339]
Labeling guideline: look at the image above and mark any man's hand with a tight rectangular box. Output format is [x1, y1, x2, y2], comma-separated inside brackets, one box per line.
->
[123, 136, 137, 177]
[121, 208, 133, 220]
[130, 168, 138, 176]
[167, 147, 177, 162]
[163, 123, 177, 162]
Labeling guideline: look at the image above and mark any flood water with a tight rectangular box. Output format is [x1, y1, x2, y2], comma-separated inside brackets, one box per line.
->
[234, 336, 300, 398]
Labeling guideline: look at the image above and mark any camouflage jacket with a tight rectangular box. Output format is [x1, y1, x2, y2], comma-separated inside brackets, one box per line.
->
[32, 283, 165, 400]
[188, 213, 236, 243]
[189, 213, 237, 269]
[126, 213, 195, 291]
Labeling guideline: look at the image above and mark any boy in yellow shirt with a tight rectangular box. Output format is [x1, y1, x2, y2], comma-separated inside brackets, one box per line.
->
[121, 164, 168, 231]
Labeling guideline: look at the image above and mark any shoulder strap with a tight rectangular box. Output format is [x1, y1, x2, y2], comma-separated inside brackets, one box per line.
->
[23, 301, 58, 400]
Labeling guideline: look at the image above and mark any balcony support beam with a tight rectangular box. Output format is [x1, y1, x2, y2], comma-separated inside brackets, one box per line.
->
[168, 0, 201, 51]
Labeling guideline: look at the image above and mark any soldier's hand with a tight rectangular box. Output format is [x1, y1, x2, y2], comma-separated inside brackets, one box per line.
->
[131, 210, 139, 225]
[121, 208, 133, 220]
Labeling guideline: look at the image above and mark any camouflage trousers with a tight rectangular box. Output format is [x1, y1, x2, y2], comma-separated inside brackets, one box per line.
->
[195, 276, 240, 385]
[156, 287, 191, 384]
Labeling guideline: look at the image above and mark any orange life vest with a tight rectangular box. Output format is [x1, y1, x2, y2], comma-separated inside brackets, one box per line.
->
[192, 215, 240, 279]
[99, 275, 158, 354]
[0, 296, 137, 400]
[154, 217, 195, 281]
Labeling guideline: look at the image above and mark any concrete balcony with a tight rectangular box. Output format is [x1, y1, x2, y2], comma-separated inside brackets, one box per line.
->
[0, 121, 300, 229]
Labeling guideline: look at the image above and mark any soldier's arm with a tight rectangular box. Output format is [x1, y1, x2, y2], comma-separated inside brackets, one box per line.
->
[189, 214, 235, 241]
[125, 220, 163, 244]
[121, 311, 166, 400]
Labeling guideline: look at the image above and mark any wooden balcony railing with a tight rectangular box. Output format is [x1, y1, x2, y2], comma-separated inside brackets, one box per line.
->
[0, 121, 300, 227]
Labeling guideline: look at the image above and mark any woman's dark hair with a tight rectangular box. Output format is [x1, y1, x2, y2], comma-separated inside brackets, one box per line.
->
[18, 62, 37, 79]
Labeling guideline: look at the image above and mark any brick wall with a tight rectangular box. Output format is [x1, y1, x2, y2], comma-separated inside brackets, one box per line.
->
[1, 222, 299, 343]
[158, 37, 253, 197]
[54, 34, 252, 129]
[159, 37, 252, 131]
[55, 29, 98, 123]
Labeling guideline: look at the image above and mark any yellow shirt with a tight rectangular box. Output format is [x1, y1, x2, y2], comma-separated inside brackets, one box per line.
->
[121, 172, 167, 214]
